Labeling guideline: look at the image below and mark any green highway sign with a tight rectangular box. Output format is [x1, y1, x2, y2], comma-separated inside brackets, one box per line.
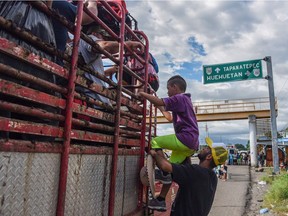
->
[203, 59, 263, 84]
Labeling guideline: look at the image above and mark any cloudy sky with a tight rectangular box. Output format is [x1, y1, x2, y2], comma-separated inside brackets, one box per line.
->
[126, 0, 288, 145]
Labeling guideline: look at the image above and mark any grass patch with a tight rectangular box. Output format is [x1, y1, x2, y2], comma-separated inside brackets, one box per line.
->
[260, 168, 274, 184]
[263, 173, 288, 214]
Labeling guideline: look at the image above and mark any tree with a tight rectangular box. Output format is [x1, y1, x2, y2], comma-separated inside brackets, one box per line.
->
[235, 143, 246, 150]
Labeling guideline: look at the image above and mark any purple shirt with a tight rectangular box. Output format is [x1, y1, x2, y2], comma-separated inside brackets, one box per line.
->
[162, 93, 199, 150]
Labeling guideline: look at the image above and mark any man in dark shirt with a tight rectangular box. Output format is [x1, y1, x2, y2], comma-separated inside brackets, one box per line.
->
[150, 137, 228, 216]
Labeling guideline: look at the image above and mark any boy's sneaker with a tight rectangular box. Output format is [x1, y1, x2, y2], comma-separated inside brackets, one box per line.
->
[155, 169, 172, 184]
[148, 198, 166, 212]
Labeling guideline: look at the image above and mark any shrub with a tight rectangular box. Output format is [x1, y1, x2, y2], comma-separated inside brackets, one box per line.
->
[264, 173, 288, 213]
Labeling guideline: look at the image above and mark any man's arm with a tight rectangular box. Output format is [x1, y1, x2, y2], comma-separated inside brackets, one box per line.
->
[125, 41, 145, 54]
[97, 41, 144, 55]
[150, 150, 172, 173]
[104, 66, 117, 76]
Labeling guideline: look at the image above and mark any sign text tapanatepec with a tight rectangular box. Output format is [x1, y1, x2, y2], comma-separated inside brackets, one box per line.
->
[203, 59, 263, 84]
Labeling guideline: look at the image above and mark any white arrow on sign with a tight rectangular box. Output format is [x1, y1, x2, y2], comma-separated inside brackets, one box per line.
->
[215, 68, 221, 73]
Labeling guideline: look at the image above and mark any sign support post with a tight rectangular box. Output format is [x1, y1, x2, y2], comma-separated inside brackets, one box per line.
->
[264, 56, 279, 174]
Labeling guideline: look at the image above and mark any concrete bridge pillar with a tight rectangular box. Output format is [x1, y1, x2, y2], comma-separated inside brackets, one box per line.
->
[249, 115, 257, 167]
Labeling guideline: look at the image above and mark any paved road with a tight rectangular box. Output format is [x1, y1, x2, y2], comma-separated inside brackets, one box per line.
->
[209, 165, 250, 216]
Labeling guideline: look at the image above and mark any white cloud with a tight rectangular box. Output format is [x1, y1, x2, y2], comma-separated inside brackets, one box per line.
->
[127, 0, 288, 144]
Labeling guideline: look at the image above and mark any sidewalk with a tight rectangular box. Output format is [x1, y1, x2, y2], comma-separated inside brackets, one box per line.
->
[209, 165, 276, 216]
[209, 165, 249, 216]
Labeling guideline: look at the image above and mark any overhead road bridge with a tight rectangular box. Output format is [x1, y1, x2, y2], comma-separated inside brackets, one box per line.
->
[149, 97, 276, 124]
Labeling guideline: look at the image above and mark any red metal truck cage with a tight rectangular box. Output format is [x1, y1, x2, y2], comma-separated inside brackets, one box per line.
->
[0, 1, 159, 215]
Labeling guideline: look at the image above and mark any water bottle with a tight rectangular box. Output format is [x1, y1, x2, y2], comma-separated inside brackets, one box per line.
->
[259, 208, 269, 214]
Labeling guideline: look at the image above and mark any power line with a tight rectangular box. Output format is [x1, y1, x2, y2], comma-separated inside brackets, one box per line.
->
[276, 76, 288, 100]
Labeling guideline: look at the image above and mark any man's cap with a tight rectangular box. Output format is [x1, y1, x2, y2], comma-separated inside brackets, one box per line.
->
[205, 137, 228, 166]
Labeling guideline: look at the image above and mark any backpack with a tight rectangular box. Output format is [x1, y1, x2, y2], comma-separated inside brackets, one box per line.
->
[107, 0, 128, 16]
[96, 0, 131, 35]
[127, 55, 159, 92]
[148, 53, 159, 73]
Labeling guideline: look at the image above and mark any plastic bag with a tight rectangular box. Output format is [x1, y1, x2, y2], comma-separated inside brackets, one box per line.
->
[0, 1, 56, 62]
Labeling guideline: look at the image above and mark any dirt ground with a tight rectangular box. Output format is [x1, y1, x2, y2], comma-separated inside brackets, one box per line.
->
[244, 168, 277, 216]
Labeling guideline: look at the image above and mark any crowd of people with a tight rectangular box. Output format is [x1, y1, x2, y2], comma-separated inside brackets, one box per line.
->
[228, 151, 249, 165]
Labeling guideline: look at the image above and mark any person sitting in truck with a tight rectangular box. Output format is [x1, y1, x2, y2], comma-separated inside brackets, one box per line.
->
[51, 0, 98, 64]
[138, 75, 199, 211]
[76, 24, 144, 109]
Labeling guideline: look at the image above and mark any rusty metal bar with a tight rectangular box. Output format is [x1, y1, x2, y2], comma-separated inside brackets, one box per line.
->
[0, 63, 67, 94]
[0, 78, 141, 131]
[0, 117, 62, 137]
[0, 139, 141, 155]
[0, 37, 69, 78]
[108, 2, 125, 215]
[0, 79, 65, 108]
[71, 129, 141, 146]
[56, 2, 84, 216]
[0, 101, 64, 122]
[0, 16, 61, 59]
[69, 146, 141, 155]
[135, 31, 150, 209]
[0, 117, 140, 146]
[0, 101, 124, 135]
[0, 139, 62, 153]
[0, 79, 141, 131]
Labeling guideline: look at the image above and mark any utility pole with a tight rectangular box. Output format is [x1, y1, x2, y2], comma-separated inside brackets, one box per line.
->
[249, 115, 257, 167]
[264, 56, 279, 174]
[205, 122, 209, 137]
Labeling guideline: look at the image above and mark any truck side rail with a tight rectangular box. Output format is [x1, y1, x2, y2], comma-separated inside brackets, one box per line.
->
[0, 1, 156, 215]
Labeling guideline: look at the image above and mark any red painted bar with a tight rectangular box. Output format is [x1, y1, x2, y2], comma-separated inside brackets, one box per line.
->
[0, 79, 65, 108]
[0, 80, 143, 129]
[0, 16, 59, 59]
[107, 2, 125, 215]
[0, 139, 141, 156]
[0, 116, 140, 147]
[0, 117, 63, 137]
[0, 140, 63, 153]
[0, 37, 69, 79]
[134, 31, 150, 209]
[0, 101, 64, 122]
[69, 146, 141, 155]
[56, 2, 84, 216]
[0, 63, 66, 94]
